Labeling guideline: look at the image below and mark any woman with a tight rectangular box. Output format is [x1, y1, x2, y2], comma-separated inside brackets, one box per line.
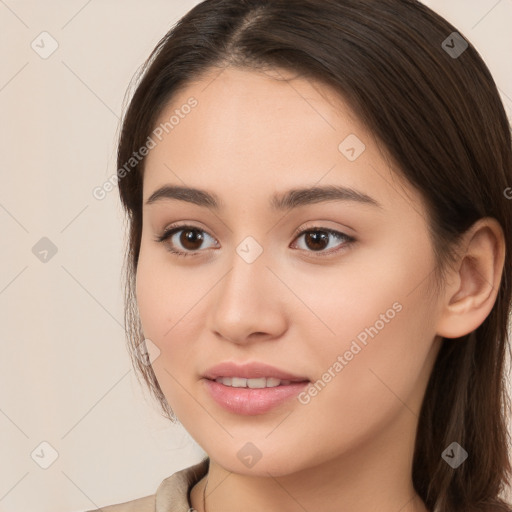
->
[91, 0, 512, 510]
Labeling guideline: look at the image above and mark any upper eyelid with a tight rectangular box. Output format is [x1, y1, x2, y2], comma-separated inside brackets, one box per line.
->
[160, 224, 215, 241]
[160, 223, 350, 237]
[291, 224, 349, 239]
[158, 224, 353, 249]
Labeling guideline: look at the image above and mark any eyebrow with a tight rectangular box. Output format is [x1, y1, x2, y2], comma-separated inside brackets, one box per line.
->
[145, 184, 383, 211]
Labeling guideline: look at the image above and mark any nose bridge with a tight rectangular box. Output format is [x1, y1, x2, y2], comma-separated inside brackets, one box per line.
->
[218, 237, 268, 320]
[208, 234, 285, 342]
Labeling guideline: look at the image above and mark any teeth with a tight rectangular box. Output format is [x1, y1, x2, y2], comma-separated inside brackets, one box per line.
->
[214, 377, 293, 388]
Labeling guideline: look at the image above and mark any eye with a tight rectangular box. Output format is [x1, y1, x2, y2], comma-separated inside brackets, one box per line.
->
[290, 227, 354, 256]
[154, 224, 218, 258]
[155, 224, 355, 258]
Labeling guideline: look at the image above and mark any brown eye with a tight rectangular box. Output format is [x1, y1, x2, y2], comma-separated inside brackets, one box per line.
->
[156, 225, 218, 257]
[179, 228, 205, 251]
[303, 231, 330, 251]
[292, 228, 354, 255]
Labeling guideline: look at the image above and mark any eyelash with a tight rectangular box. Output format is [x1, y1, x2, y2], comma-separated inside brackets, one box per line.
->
[154, 223, 355, 258]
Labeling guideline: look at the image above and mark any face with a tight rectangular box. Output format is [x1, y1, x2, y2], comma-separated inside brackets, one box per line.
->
[135, 66, 444, 476]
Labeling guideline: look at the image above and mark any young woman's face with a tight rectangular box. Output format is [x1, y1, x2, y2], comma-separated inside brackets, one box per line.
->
[136, 67, 444, 476]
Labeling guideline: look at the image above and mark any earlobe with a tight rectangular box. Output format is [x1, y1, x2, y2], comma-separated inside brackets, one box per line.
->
[435, 217, 505, 339]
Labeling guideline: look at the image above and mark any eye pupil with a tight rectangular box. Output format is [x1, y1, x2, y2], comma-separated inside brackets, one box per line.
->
[181, 229, 204, 250]
[305, 231, 329, 251]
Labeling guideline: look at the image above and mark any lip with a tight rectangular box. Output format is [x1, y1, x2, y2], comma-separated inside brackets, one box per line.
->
[201, 361, 310, 416]
[202, 379, 310, 415]
[202, 361, 309, 381]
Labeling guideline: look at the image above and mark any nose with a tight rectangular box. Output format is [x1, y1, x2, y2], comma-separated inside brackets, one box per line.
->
[206, 244, 288, 345]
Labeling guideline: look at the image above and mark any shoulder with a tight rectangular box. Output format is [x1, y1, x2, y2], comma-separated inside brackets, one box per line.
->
[83, 457, 209, 512]
[84, 494, 154, 512]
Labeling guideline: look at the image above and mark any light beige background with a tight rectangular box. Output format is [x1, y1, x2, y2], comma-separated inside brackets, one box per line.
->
[0, 1, 511, 511]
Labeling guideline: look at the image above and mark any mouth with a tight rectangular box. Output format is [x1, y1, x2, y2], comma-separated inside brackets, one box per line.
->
[201, 361, 310, 415]
[202, 378, 310, 415]
[208, 376, 309, 388]
[202, 360, 309, 383]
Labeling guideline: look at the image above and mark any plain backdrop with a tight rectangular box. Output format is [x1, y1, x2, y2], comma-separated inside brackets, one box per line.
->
[0, 1, 511, 511]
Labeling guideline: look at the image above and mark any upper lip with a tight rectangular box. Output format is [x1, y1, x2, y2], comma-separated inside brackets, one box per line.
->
[203, 361, 309, 382]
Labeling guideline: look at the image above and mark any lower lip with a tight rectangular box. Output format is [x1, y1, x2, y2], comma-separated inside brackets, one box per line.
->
[202, 378, 309, 415]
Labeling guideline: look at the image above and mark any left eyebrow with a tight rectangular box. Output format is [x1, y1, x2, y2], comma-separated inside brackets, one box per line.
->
[271, 184, 383, 211]
[145, 184, 383, 211]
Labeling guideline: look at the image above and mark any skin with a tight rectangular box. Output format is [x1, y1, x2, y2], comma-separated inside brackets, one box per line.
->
[135, 66, 505, 512]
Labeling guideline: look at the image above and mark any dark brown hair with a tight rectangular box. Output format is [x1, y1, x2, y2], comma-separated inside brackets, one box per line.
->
[116, 1, 512, 510]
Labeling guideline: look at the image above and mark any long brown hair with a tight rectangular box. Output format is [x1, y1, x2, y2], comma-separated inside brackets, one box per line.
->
[115, 1, 512, 510]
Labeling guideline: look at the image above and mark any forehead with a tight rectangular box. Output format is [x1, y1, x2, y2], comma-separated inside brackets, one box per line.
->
[142, 66, 423, 215]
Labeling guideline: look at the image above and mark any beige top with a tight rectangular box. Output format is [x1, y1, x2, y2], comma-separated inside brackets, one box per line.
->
[87, 457, 444, 512]
[87, 457, 210, 512]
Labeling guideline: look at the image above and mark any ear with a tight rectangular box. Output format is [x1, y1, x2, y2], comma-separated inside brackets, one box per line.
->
[435, 217, 505, 339]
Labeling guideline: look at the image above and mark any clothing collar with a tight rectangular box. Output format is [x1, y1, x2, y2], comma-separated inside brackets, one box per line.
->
[155, 457, 210, 512]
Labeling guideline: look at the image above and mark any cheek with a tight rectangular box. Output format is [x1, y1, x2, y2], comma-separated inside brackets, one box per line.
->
[135, 258, 169, 339]
[134, 248, 211, 376]
[307, 280, 437, 434]
[293, 301, 436, 461]
[134, 245, 186, 372]
[295, 240, 438, 411]
[135, 241, 199, 337]
[278, 249, 420, 360]
[135, 257, 198, 410]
